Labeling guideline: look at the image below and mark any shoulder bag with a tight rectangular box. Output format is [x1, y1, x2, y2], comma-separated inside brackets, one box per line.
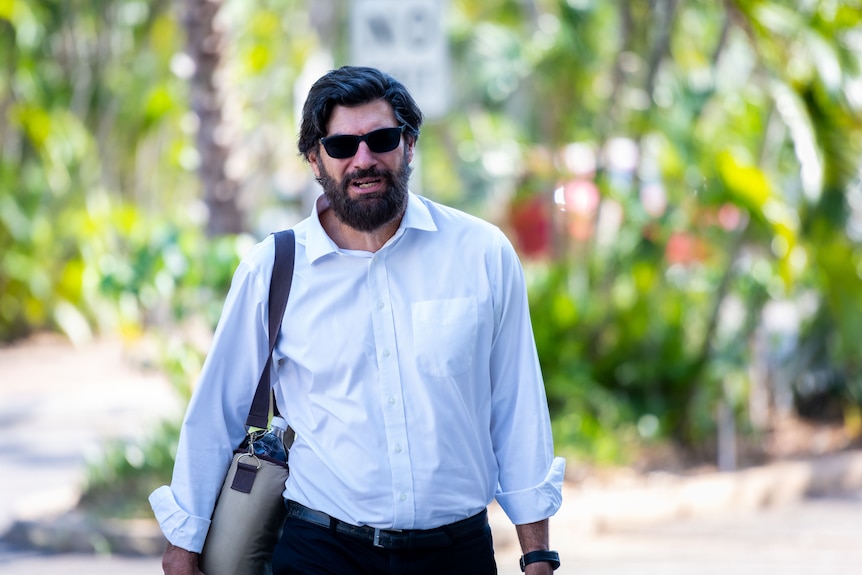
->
[199, 229, 295, 575]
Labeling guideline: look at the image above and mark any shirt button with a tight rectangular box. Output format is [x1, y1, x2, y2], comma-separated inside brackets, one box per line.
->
[382, 349, 391, 358]
[377, 301, 385, 310]
[388, 396, 397, 406]
[399, 493, 408, 501]
[394, 444, 402, 454]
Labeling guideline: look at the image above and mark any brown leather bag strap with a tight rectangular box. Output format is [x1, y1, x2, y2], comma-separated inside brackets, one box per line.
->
[246, 229, 295, 430]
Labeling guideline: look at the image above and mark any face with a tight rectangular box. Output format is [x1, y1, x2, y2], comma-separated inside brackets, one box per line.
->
[310, 100, 414, 232]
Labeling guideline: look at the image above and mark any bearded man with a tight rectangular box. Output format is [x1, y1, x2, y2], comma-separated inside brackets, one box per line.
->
[151, 66, 565, 575]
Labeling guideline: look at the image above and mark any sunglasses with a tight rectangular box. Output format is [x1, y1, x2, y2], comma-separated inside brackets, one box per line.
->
[320, 125, 407, 159]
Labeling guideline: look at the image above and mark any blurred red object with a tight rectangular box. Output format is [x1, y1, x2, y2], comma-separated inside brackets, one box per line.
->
[509, 195, 552, 258]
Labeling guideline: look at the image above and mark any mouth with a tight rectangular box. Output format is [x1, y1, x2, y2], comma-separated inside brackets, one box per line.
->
[354, 178, 381, 188]
[351, 176, 386, 194]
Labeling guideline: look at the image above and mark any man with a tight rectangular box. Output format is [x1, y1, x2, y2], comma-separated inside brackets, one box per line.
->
[151, 66, 565, 574]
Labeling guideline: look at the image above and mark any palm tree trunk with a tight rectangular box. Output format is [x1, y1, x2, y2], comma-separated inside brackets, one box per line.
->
[184, 0, 244, 235]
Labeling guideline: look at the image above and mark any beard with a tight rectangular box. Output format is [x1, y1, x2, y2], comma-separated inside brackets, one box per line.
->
[317, 150, 412, 232]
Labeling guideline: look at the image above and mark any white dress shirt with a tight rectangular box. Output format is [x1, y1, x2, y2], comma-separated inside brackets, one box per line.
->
[150, 192, 565, 553]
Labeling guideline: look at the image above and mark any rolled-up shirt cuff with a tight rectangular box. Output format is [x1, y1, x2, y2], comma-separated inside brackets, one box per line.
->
[495, 457, 566, 525]
[149, 485, 212, 553]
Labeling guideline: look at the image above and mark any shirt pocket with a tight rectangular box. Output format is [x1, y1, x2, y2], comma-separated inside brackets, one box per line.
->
[412, 298, 478, 377]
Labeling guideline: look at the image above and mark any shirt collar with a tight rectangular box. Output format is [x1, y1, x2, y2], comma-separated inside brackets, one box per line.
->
[304, 191, 437, 263]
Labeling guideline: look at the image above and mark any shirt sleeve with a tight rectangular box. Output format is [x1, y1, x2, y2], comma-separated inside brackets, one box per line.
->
[489, 232, 566, 525]
[149, 239, 274, 552]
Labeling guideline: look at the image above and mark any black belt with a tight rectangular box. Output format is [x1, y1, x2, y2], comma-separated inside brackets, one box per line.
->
[285, 500, 489, 550]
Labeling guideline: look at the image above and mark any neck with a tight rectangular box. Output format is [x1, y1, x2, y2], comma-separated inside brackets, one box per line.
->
[319, 203, 404, 253]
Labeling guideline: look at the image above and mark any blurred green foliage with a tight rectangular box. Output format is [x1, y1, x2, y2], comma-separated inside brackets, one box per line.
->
[79, 419, 182, 519]
[2, 1, 862, 497]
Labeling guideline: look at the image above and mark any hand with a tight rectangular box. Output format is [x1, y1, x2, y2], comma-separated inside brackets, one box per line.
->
[162, 542, 204, 575]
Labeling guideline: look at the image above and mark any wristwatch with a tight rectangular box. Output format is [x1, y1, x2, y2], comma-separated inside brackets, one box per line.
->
[519, 550, 561, 571]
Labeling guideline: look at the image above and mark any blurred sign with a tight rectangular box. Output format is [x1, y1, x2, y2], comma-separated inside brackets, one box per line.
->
[350, 0, 450, 118]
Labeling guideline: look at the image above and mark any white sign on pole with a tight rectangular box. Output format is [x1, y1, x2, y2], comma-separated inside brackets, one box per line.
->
[350, 0, 451, 118]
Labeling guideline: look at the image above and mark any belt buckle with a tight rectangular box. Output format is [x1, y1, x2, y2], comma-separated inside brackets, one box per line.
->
[373, 527, 403, 548]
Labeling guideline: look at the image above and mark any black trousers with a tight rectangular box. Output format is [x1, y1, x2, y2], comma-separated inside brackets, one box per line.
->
[271, 514, 498, 575]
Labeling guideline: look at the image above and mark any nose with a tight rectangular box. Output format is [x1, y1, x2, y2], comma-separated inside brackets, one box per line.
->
[351, 140, 378, 168]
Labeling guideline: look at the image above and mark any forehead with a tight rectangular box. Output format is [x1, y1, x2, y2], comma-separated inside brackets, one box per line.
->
[327, 99, 398, 136]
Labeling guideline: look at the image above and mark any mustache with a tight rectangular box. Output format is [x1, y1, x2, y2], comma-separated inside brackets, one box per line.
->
[346, 167, 388, 182]
[314, 168, 390, 188]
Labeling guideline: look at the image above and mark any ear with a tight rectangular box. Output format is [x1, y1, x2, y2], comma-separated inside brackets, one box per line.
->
[308, 150, 322, 178]
[406, 136, 416, 164]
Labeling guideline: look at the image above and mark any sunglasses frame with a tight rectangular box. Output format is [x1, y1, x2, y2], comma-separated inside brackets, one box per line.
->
[319, 125, 407, 159]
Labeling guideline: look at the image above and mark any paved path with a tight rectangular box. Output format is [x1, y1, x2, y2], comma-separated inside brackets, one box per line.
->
[0, 335, 182, 533]
[3, 491, 862, 574]
[0, 545, 161, 575]
[2, 335, 862, 574]
[0, 335, 178, 573]
[557, 490, 862, 575]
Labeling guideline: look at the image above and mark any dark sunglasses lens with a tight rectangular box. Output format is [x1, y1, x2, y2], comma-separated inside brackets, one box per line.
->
[366, 128, 402, 153]
[323, 136, 359, 159]
[322, 127, 404, 158]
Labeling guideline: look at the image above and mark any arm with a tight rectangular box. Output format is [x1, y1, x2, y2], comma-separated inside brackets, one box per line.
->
[516, 519, 555, 575]
[149, 239, 274, 552]
[490, 234, 563, 573]
[162, 543, 205, 575]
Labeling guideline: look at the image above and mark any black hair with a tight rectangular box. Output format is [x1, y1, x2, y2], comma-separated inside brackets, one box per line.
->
[298, 66, 423, 161]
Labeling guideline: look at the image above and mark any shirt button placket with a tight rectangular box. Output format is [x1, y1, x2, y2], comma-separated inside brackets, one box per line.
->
[368, 253, 414, 525]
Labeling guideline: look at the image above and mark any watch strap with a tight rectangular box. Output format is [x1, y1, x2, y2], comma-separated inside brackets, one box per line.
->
[520, 550, 561, 571]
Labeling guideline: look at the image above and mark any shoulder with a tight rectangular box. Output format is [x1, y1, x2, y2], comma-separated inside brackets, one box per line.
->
[415, 195, 510, 247]
[232, 234, 276, 286]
